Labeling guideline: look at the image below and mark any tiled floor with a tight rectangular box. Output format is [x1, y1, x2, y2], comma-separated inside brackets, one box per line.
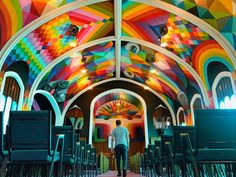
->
[97, 170, 145, 177]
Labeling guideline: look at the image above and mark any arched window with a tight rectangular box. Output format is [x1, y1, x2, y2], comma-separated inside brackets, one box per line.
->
[0, 71, 25, 134]
[177, 107, 185, 126]
[32, 90, 62, 126]
[190, 94, 203, 125]
[212, 72, 236, 109]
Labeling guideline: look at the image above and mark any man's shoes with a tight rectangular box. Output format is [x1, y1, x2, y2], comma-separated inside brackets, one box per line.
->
[123, 170, 127, 177]
[117, 174, 121, 176]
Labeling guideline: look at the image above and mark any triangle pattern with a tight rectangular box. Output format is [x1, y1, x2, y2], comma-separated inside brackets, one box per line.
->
[221, 16, 236, 32]
[23, 13, 39, 26]
[211, 10, 231, 19]
[206, 0, 215, 8]
[204, 19, 219, 30]
[195, 0, 209, 9]
[31, 1, 47, 16]
[187, 6, 199, 16]
[209, 0, 232, 15]
[197, 6, 209, 17]
[30, 2, 41, 16]
[183, 0, 197, 10]
[201, 10, 215, 19]
[216, 16, 232, 32]
[222, 32, 234, 47]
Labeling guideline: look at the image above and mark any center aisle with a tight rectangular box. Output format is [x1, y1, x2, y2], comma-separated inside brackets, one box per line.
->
[97, 170, 145, 177]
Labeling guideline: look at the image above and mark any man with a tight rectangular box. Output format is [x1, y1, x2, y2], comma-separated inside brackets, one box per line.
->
[111, 120, 130, 177]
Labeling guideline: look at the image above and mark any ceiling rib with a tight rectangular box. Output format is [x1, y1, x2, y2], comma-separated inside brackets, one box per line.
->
[114, 0, 122, 78]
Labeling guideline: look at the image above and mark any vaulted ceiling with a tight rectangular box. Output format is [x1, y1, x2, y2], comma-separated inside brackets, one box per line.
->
[0, 0, 235, 123]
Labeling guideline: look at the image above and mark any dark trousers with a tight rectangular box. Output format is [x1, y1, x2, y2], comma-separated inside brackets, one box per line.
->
[115, 144, 128, 174]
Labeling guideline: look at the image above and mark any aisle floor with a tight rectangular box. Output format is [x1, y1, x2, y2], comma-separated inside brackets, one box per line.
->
[97, 170, 145, 177]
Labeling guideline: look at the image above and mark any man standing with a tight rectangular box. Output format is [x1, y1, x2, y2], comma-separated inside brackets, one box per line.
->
[111, 120, 130, 177]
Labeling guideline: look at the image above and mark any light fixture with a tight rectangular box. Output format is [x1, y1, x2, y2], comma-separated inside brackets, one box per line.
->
[69, 41, 77, 47]
[81, 57, 87, 63]
[88, 86, 93, 90]
[146, 53, 156, 63]
[81, 69, 87, 74]
[160, 42, 167, 47]
[68, 24, 79, 37]
[150, 69, 159, 74]
[160, 25, 168, 36]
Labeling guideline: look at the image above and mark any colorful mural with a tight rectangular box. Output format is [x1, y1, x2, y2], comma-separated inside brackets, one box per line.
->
[94, 92, 143, 119]
[94, 92, 144, 142]
[122, 1, 235, 91]
[163, 0, 236, 49]
[0, 0, 78, 49]
[0, 0, 235, 130]
[1, 1, 114, 95]
[40, 41, 115, 103]
[121, 42, 201, 101]
[192, 40, 234, 89]
[122, 1, 212, 63]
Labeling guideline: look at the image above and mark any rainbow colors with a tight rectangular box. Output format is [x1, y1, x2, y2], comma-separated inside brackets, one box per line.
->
[2, 1, 114, 91]
[192, 40, 234, 89]
[0, 0, 77, 49]
[121, 42, 200, 101]
[163, 0, 236, 49]
[122, 1, 211, 62]
[41, 41, 115, 102]
[94, 92, 143, 116]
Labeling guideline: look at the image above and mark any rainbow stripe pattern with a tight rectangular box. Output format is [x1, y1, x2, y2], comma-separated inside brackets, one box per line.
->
[121, 42, 200, 101]
[42, 41, 115, 102]
[163, 0, 236, 49]
[192, 40, 234, 89]
[122, 1, 212, 62]
[2, 1, 114, 91]
[0, 0, 77, 49]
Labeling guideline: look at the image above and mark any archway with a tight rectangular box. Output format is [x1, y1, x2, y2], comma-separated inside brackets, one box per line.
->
[89, 89, 149, 151]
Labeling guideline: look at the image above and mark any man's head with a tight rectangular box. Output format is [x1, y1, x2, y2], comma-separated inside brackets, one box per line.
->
[116, 120, 121, 126]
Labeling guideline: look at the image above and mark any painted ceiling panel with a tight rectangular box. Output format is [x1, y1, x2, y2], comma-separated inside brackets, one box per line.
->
[1, 0, 234, 52]
[0, 0, 77, 49]
[192, 39, 234, 89]
[94, 92, 143, 120]
[122, 1, 231, 64]
[0, 0, 235, 115]
[2, 1, 114, 90]
[121, 42, 201, 100]
[40, 41, 115, 101]
[162, 0, 236, 49]
[95, 100, 142, 119]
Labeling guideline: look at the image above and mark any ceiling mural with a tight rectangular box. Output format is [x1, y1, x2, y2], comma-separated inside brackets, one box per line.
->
[1, 1, 114, 93]
[0, 0, 235, 125]
[94, 92, 144, 142]
[94, 92, 143, 115]
[95, 100, 142, 119]
[0, 0, 78, 49]
[122, 1, 212, 63]
[40, 41, 115, 103]
[162, 0, 236, 49]
[121, 42, 201, 101]
[192, 39, 235, 89]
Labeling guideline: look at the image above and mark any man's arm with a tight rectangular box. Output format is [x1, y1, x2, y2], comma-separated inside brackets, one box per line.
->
[126, 130, 130, 150]
[111, 134, 115, 153]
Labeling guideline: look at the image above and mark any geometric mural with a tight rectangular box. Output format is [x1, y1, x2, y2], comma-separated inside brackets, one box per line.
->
[163, 0, 236, 49]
